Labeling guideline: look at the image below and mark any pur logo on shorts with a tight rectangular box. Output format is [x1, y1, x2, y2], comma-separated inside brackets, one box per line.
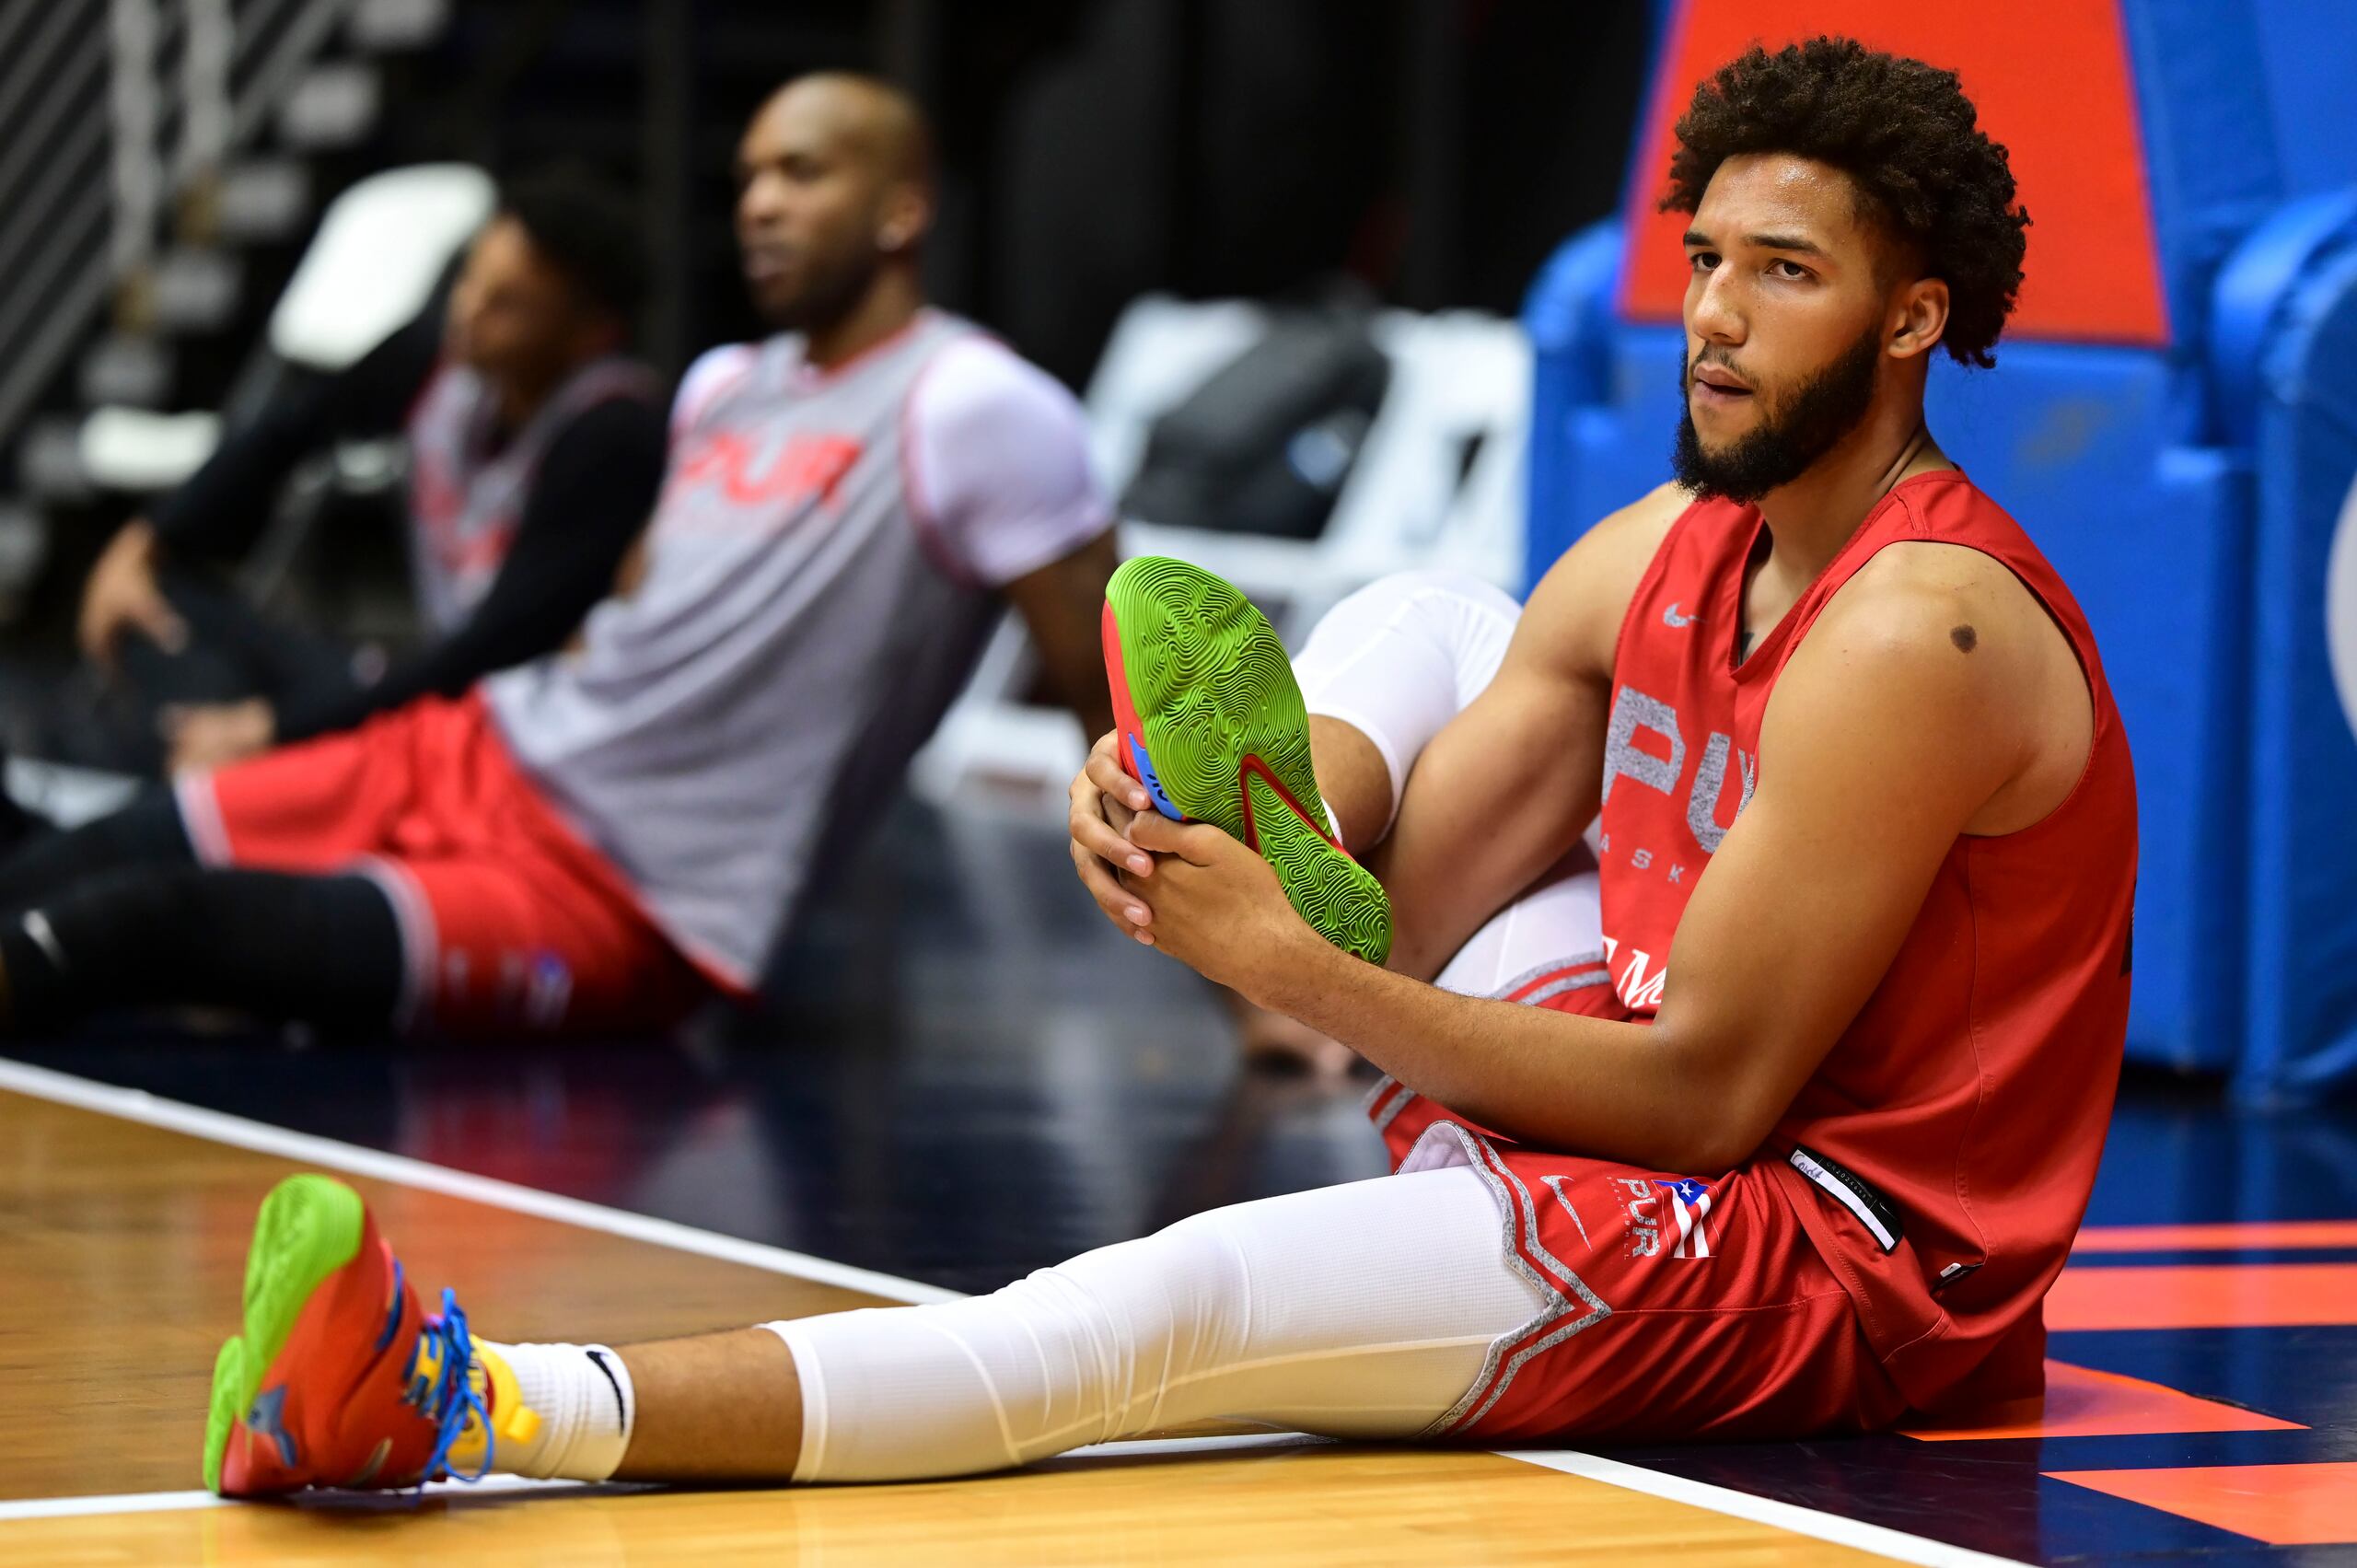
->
[1610, 1174, 1716, 1260]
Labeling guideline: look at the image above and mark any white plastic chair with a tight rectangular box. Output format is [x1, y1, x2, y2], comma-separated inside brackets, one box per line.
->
[268, 162, 493, 370]
[1081, 293, 1271, 495]
[79, 164, 494, 494]
[909, 296, 1532, 826]
[1124, 308, 1531, 638]
[77, 408, 223, 494]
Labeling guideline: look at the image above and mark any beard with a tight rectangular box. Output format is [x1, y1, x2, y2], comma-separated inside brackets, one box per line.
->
[757, 247, 883, 335]
[1671, 323, 1883, 504]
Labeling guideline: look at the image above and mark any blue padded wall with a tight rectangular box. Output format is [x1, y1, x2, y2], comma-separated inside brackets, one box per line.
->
[2239, 226, 2357, 1097]
[2248, 0, 2357, 198]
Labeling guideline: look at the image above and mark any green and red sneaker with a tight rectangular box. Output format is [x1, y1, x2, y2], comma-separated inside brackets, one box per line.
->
[204, 1174, 535, 1497]
[1101, 556, 1392, 965]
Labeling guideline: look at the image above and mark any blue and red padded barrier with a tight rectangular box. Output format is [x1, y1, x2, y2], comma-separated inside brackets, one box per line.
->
[1522, 0, 2357, 1096]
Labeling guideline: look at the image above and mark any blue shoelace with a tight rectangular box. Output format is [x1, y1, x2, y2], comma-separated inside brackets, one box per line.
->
[407, 1287, 493, 1490]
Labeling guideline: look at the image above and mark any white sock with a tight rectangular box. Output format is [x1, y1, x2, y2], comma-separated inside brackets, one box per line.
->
[482, 1341, 636, 1481]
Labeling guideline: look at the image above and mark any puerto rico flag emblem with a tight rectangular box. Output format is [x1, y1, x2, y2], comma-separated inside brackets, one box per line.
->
[1655, 1177, 1714, 1259]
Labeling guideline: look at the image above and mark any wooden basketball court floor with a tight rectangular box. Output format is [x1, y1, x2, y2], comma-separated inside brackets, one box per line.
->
[7, 1060, 2357, 1565]
[3, 811, 2353, 1565]
[1, 1062, 1948, 1567]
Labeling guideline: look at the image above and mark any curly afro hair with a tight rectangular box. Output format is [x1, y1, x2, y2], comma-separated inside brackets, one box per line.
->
[1663, 38, 2030, 368]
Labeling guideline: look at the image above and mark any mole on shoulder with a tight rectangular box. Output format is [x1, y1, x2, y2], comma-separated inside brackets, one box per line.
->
[1950, 624, 1978, 654]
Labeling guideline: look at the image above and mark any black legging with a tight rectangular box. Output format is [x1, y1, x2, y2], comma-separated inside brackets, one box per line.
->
[0, 792, 403, 1032]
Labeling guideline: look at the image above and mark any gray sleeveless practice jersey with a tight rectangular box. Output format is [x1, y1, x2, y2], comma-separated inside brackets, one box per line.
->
[406, 355, 661, 633]
[482, 310, 1096, 988]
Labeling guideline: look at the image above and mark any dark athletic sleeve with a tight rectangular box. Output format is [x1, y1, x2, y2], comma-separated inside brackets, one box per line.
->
[149, 307, 445, 563]
[271, 394, 668, 743]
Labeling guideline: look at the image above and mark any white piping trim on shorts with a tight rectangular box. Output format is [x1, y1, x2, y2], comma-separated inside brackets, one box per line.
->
[1364, 1074, 1413, 1135]
[1489, 946, 1612, 1001]
[1510, 970, 1613, 1006]
[1491, 955, 1600, 1000]
[1406, 1121, 1610, 1438]
[351, 855, 437, 1033]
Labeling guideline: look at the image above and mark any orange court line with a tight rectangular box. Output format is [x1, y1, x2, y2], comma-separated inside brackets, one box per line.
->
[1901, 1360, 2303, 1441]
[2045, 1262, 2357, 1331]
[2046, 1462, 2357, 1546]
[2074, 1220, 2357, 1253]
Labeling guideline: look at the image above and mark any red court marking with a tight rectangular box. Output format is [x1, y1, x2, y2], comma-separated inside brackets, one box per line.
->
[1901, 1360, 2303, 1441]
[2046, 1263, 2357, 1330]
[2073, 1220, 2357, 1253]
[2046, 1463, 2357, 1546]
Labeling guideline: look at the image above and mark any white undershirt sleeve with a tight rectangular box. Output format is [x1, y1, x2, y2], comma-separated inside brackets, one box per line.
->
[669, 343, 758, 439]
[904, 336, 1111, 588]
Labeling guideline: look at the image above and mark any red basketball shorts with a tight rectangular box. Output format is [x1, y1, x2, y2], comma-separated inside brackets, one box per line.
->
[174, 691, 711, 1036]
[1367, 1080, 1905, 1445]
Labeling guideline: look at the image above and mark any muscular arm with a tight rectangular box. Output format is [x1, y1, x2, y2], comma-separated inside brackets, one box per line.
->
[910, 334, 1117, 739]
[1004, 528, 1118, 740]
[1370, 483, 1685, 980]
[1132, 542, 2073, 1173]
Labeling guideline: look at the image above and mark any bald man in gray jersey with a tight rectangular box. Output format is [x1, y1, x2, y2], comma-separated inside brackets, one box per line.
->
[0, 74, 1117, 1038]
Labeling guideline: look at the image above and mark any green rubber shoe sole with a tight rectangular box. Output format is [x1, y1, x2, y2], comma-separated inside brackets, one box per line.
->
[203, 1174, 366, 1494]
[1104, 556, 1392, 965]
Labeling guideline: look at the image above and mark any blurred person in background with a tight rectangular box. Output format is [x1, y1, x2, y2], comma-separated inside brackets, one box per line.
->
[76, 168, 668, 777]
[0, 72, 1115, 1041]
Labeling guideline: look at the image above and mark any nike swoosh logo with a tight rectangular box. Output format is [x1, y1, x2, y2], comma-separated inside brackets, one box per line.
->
[1663, 602, 1700, 628]
[586, 1348, 629, 1433]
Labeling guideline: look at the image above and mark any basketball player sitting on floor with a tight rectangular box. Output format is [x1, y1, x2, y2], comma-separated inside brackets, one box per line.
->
[0, 74, 1115, 1040]
[75, 169, 667, 779]
[198, 40, 2134, 1493]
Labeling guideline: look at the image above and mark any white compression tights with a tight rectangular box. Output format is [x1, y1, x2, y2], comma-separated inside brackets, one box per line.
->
[765, 1166, 1542, 1481]
[761, 574, 1599, 1485]
[1296, 570, 1602, 998]
[1293, 568, 1521, 842]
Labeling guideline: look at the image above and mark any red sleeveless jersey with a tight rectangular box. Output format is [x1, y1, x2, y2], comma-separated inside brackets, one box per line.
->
[1585, 470, 2137, 1410]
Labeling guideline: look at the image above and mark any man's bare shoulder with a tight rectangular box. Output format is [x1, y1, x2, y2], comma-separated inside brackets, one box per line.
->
[1818, 541, 2055, 679]
[1583, 480, 1692, 565]
[1779, 540, 2066, 761]
[1521, 482, 1693, 675]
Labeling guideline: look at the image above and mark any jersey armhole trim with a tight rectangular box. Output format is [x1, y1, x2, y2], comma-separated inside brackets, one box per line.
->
[897, 338, 985, 592]
[1608, 496, 1706, 692]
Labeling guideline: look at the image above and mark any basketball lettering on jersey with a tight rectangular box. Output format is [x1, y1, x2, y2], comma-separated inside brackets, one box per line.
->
[482, 311, 1004, 991]
[662, 428, 864, 521]
[406, 356, 662, 632]
[1587, 471, 2137, 1411]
